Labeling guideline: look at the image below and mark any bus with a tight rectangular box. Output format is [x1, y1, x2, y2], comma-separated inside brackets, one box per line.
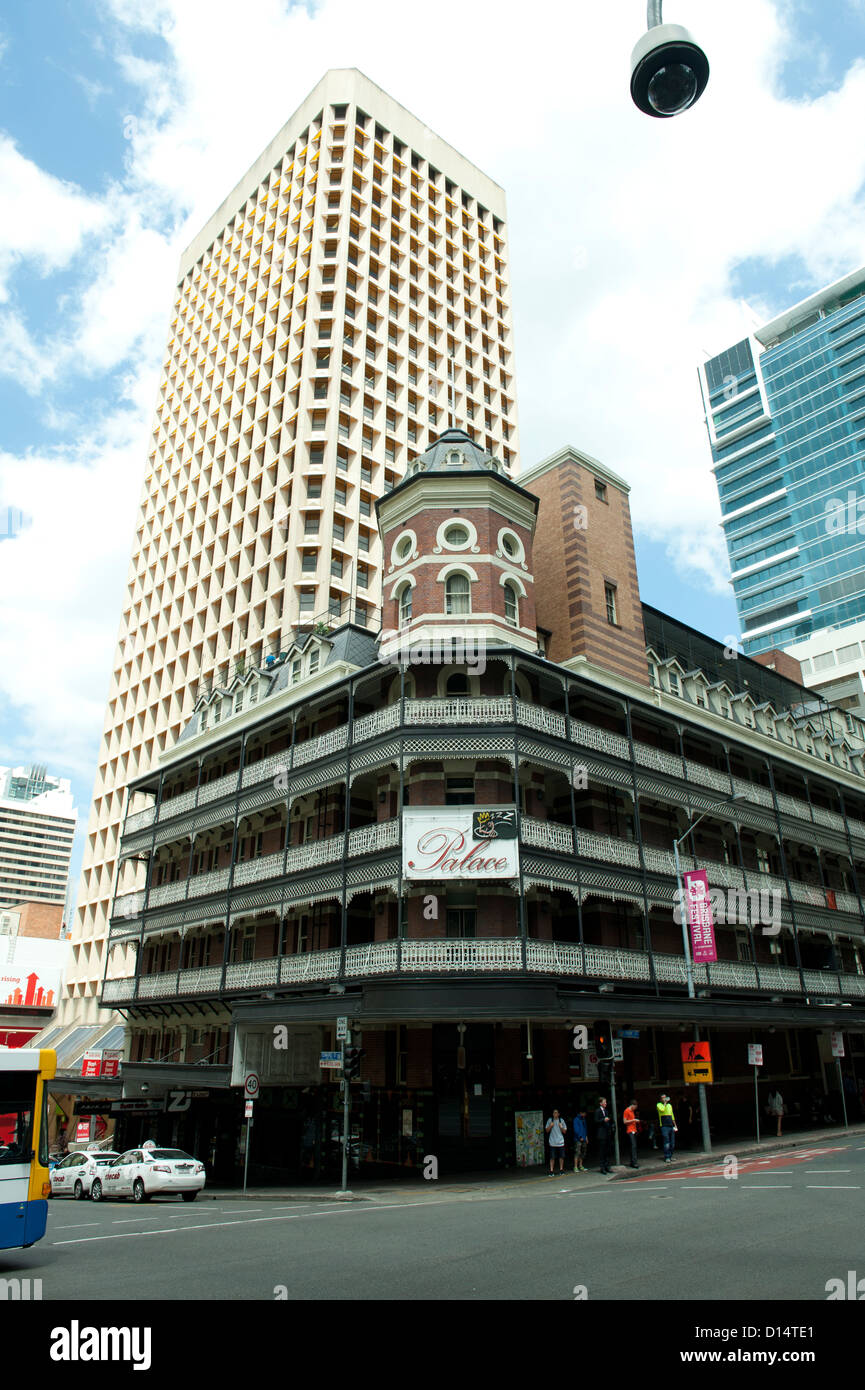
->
[0, 1048, 56, 1250]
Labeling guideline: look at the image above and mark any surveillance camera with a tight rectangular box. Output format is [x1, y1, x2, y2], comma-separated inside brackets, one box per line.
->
[140, 1082, 149, 1094]
[630, 22, 709, 117]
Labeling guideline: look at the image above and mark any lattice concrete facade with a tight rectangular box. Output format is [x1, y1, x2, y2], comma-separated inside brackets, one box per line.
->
[59, 69, 518, 1025]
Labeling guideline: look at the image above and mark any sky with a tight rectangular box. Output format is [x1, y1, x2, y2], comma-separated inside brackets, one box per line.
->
[1, 0, 865, 906]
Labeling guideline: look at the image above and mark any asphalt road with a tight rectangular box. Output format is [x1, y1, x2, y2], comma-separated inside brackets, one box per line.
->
[7, 1137, 865, 1302]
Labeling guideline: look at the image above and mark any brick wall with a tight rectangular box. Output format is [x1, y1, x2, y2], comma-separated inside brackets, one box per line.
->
[17, 901, 65, 939]
[524, 453, 650, 686]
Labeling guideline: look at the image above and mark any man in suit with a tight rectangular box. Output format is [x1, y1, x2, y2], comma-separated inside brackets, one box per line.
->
[594, 1096, 613, 1174]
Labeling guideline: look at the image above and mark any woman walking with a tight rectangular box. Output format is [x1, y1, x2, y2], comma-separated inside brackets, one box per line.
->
[767, 1088, 785, 1138]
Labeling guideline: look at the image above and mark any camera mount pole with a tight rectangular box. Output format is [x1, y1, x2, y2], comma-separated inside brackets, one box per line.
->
[648, 0, 663, 26]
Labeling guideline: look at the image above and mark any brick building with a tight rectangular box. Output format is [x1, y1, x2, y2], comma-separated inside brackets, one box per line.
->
[92, 430, 865, 1180]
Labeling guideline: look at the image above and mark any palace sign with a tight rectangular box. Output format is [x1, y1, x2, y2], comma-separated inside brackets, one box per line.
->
[402, 807, 519, 881]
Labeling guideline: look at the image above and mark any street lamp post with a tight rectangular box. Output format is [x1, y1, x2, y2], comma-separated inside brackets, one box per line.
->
[673, 797, 744, 1154]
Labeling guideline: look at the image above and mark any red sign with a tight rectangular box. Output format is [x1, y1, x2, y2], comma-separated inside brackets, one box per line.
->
[681, 1041, 711, 1063]
[101, 1050, 122, 1079]
[75, 1121, 91, 1142]
[81, 1052, 102, 1078]
[683, 869, 717, 963]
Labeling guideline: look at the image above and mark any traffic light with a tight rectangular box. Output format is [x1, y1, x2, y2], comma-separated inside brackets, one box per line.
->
[343, 1046, 363, 1081]
[593, 1020, 614, 1063]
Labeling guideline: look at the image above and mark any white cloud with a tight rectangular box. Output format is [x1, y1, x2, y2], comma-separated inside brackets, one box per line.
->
[0, 134, 107, 300]
[4, 0, 865, 775]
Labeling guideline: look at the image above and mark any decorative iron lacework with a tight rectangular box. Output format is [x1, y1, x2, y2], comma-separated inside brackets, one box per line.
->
[349, 740, 401, 775]
[283, 873, 343, 905]
[346, 877, 399, 902]
[348, 758, 400, 787]
[522, 855, 579, 883]
[579, 867, 644, 894]
[523, 877, 581, 902]
[345, 859, 400, 889]
[227, 902, 282, 926]
[403, 736, 515, 760]
[579, 885, 645, 907]
[229, 886, 283, 916]
[581, 759, 632, 789]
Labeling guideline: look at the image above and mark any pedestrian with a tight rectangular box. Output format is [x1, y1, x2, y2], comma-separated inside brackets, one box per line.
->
[594, 1096, 613, 1174]
[572, 1109, 588, 1172]
[767, 1088, 785, 1138]
[545, 1108, 567, 1176]
[623, 1098, 640, 1168]
[656, 1093, 678, 1163]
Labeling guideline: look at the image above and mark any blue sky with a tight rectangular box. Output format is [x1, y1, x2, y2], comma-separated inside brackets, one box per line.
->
[2, 0, 865, 906]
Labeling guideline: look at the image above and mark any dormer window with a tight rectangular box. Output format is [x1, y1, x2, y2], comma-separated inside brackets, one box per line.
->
[668, 672, 680, 696]
[447, 449, 463, 466]
[200, 708, 208, 732]
[291, 659, 302, 686]
[309, 649, 320, 674]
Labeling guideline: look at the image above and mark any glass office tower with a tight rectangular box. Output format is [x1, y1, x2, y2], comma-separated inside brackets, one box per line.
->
[699, 267, 865, 656]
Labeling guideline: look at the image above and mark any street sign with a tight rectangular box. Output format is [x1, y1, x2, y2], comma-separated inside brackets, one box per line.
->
[681, 1041, 711, 1064]
[618, 1029, 640, 1039]
[683, 1062, 714, 1085]
[110, 1100, 162, 1114]
[101, 1049, 122, 1079]
[336, 1016, 348, 1041]
[243, 1072, 260, 1100]
[244, 1100, 254, 1118]
[81, 1052, 102, 1078]
[830, 1031, 845, 1058]
[611, 1039, 623, 1061]
[748, 1044, 763, 1066]
[320, 1051, 342, 1069]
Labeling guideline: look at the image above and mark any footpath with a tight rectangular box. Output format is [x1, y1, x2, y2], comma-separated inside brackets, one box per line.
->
[205, 1119, 865, 1204]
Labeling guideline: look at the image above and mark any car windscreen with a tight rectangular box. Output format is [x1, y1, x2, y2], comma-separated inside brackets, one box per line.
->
[149, 1149, 194, 1160]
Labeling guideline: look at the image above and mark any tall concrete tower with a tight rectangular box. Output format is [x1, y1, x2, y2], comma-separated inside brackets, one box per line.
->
[59, 69, 519, 1025]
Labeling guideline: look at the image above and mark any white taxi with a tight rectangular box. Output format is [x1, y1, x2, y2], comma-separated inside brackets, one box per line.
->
[91, 1147, 206, 1203]
[49, 1150, 120, 1200]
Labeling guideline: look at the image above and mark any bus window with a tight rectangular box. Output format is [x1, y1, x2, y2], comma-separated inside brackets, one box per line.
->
[0, 1073, 36, 1164]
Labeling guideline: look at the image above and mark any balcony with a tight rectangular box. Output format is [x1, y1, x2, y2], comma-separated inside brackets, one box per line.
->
[101, 938, 865, 1003]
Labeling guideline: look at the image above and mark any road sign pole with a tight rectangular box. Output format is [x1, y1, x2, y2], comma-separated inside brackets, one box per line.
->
[754, 1066, 760, 1144]
[339, 1028, 352, 1197]
[695, 1027, 711, 1154]
[243, 1105, 252, 1198]
[837, 1058, 849, 1129]
[609, 1066, 621, 1167]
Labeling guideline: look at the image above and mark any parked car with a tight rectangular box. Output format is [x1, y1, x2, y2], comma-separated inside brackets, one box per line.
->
[49, 1150, 121, 1199]
[91, 1147, 206, 1203]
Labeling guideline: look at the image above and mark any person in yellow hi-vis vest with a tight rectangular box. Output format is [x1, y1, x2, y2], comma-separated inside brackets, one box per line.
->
[656, 1093, 678, 1163]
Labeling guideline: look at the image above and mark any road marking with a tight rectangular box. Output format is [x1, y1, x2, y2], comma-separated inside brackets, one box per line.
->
[805, 1185, 860, 1190]
[679, 1185, 729, 1190]
[50, 1197, 470, 1245]
[111, 1217, 164, 1224]
[54, 1223, 99, 1229]
[805, 1169, 850, 1173]
[741, 1184, 793, 1188]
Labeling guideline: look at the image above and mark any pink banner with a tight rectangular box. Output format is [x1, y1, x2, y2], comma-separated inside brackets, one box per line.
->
[683, 869, 717, 963]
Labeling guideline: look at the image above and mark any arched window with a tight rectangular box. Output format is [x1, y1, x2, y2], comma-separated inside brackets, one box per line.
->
[446, 671, 470, 695]
[503, 581, 518, 627]
[445, 572, 471, 615]
[398, 582, 412, 629]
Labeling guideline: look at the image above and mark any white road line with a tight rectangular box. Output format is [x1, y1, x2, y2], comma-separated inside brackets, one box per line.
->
[54, 1223, 99, 1230]
[741, 1184, 793, 1188]
[51, 1197, 468, 1245]
[111, 1217, 164, 1224]
[805, 1169, 851, 1173]
[805, 1185, 860, 1190]
[679, 1185, 729, 1190]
